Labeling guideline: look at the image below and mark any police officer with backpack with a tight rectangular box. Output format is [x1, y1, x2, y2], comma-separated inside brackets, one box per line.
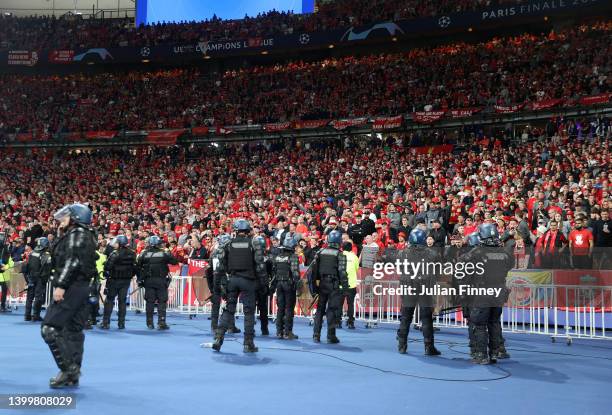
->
[459, 223, 514, 364]
[136, 235, 178, 330]
[396, 228, 441, 356]
[23, 237, 52, 321]
[273, 234, 301, 340]
[100, 235, 136, 330]
[212, 219, 267, 353]
[310, 230, 348, 344]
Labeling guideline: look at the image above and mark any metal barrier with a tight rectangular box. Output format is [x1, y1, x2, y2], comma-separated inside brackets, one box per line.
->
[356, 279, 612, 343]
[9, 273, 611, 343]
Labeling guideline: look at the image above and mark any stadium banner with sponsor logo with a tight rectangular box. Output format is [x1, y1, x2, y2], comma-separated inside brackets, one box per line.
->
[7, 50, 39, 66]
[48, 50, 75, 63]
[373, 115, 403, 130]
[553, 269, 612, 312]
[506, 270, 553, 308]
[412, 111, 446, 124]
[2, 0, 606, 66]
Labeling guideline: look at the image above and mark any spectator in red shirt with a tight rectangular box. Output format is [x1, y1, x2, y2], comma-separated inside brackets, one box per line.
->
[568, 216, 594, 269]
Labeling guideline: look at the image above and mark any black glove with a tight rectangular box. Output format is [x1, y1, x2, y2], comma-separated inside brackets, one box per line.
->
[137, 280, 144, 288]
[165, 277, 171, 288]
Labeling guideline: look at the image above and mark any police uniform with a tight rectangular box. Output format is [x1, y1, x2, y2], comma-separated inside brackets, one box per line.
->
[396, 243, 441, 355]
[213, 221, 267, 353]
[312, 235, 348, 344]
[207, 236, 239, 333]
[136, 245, 178, 329]
[459, 225, 514, 364]
[41, 204, 97, 388]
[23, 243, 52, 321]
[273, 248, 301, 339]
[101, 246, 136, 329]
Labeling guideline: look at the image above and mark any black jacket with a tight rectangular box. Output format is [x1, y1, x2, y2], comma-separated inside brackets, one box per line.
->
[51, 225, 98, 289]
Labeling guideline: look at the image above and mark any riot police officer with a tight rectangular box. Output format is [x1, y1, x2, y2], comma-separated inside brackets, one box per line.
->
[460, 223, 514, 364]
[310, 230, 348, 344]
[273, 234, 301, 340]
[101, 235, 136, 330]
[397, 229, 441, 356]
[212, 219, 267, 353]
[208, 234, 240, 334]
[447, 232, 480, 358]
[136, 235, 178, 330]
[23, 237, 52, 321]
[41, 203, 97, 388]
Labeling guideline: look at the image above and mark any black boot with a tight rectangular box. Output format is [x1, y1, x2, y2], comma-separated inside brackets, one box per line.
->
[158, 303, 169, 330]
[261, 326, 269, 336]
[49, 364, 80, 389]
[276, 331, 284, 339]
[146, 302, 155, 329]
[32, 316, 43, 322]
[471, 352, 491, 365]
[327, 328, 339, 344]
[397, 330, 408, 354]
[424, 343, 441, 356]
[347, 321, 355, 330]
[313, 333, 321, 343]
[493, 345, 510, 359]
[99, 321, 110, 330]
[24, 315, 32, 321]
[212, 329, 225, 351]
[243, 336, 258, 353]
[118, 321, 125, 330]
[284, 332, 298, 340]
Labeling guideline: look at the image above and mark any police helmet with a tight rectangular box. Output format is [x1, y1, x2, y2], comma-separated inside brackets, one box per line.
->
[53, 203, 92, 226]
[478, 222, 500, 246]
[282, 234, 298, 251]
[148, 235, 161, 247]
[116, 235, 128, 247]
[217, 234, 231, 247]
[36, 237, 50, 250]
[327, 230, 342, 245]
[408, 228, 427, 246]
[233, 219, 252, 233]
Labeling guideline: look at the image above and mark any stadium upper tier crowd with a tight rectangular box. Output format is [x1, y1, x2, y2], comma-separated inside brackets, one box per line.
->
[1, 0, 520, 50]
[0, 22, 609, 136]
[0, 117, 610, 268]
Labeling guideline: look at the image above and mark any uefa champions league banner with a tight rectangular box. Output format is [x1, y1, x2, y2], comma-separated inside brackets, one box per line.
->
[1, 0, 607, 66]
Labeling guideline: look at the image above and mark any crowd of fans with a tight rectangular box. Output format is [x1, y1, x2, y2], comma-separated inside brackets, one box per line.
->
[0, 0, 520, 50]
[1, 116, 610, 270]
[0, 22, 609, 136]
